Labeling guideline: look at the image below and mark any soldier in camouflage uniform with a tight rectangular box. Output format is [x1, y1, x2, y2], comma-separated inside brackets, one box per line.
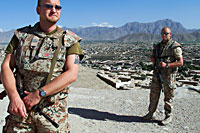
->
[1, 0, 83, 132]
[142, 27, 183, 125]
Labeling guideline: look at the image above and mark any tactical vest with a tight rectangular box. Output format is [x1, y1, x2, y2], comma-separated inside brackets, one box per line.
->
[14, 23, 81, 102]
[154, 39, 181, 74]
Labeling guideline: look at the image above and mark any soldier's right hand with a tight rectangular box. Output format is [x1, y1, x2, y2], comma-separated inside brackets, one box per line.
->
[150, 57, 155, 64]
[9, 96, 27, 119]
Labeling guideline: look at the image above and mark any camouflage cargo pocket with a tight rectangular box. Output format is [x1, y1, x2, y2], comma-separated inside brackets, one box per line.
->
[46, 87, 69, 104]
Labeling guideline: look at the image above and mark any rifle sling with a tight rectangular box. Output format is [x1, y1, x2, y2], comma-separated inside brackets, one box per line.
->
[33, 35, 63, 128]
[45, 34, 63, 84]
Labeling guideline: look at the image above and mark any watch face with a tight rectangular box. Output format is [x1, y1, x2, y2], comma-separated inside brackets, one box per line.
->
[40, 90, 46, 97]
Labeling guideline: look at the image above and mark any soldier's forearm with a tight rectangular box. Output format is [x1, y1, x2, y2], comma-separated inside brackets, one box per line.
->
[1, 68, 18, 100]
[41, 55, 79, 97]
[42, 67, 78, 97]
[1, 54, 18, 100]
[167, 57, 183, 68]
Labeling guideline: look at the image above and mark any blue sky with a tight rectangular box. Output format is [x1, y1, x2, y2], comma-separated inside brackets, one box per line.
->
[0, 0, 199, 31]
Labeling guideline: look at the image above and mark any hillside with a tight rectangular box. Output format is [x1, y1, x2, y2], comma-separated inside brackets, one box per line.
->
[0, 30, 14, 43]
[117, 31, 200, 43]
[68, 19, 195, 41]
[0, 19, 199, 43]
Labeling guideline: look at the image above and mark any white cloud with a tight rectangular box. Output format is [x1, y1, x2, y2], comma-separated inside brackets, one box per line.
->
[0, 29, 3, 32]
[57, 25, 63, 28]
[91, 22, 113, 28]
[78, 22, 114, 28]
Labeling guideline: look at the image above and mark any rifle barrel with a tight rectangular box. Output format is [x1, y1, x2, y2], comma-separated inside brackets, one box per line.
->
[0, 90, 7, 100]
[39, 111, 59, 128]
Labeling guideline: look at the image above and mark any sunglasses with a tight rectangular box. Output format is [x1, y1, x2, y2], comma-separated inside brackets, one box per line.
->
[161, 32, 170, 35]
[40, 4, 62, 10]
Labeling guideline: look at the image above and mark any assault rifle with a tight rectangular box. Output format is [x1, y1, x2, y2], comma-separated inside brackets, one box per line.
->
[0, 89, 59, 128]
[153, 44, 164, 92]
[0, 90, 6, 100]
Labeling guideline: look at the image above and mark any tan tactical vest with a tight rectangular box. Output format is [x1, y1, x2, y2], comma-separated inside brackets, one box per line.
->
[154, 39, 181, 74]
[14, 23, 81, 102]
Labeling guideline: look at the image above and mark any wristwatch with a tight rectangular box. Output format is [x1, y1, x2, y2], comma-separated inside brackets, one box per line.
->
[39, 87, 46, 97]
[166, 63, 169, 68]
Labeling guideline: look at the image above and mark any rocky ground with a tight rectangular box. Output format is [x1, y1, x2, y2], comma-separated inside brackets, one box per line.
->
[0, 65, 200, 133]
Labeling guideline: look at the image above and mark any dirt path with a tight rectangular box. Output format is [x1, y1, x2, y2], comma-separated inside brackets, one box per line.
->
[0, 66, 200, 133]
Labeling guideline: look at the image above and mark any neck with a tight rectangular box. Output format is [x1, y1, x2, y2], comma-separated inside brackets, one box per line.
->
[162, 39, 170, 43]
[39, 21, 57, 33]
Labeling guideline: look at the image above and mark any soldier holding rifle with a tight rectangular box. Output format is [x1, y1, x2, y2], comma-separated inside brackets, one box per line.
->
[143, 27, 183, 125]
[1, 0, 83, 132]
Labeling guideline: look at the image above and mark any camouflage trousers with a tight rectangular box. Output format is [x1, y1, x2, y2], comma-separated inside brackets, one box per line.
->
[3, 98, 70, 133]
[148, 72, 176, 116]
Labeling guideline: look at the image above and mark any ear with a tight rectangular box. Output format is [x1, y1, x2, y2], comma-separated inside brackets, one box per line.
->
[36, 6, 40, 15]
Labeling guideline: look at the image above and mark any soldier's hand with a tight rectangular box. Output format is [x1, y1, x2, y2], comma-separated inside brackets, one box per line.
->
[160, 61, 166, 68]
[9, 96, 27, 119]
[23, 90, 41, 111]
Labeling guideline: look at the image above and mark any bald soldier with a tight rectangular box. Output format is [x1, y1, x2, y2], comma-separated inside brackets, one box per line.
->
[143, 27, 183, 125]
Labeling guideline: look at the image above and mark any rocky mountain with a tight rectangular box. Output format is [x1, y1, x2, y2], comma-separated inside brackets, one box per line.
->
[0, 30, 14, 43]
[117, 30, 200, 43]
[116, 33, 160, 43]
[66, 19, 197, 41]
[0, 19, 199, 43]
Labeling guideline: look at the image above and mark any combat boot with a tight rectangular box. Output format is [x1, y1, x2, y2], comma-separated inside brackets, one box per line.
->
[142, 112, 155, 120]
[161, 115, 172, 125]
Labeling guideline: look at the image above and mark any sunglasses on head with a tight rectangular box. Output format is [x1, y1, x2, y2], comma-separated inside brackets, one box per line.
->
[40, 4, 62, 10]
[161, 32, 170, 35]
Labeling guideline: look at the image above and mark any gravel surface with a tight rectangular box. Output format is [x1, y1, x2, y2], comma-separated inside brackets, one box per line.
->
[0, 65, 200, 133]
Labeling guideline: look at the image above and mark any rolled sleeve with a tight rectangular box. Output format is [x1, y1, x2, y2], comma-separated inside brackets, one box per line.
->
[5, 35, 19, 54]
[66, 42, 84, 61]
[173, 47, 183, 59]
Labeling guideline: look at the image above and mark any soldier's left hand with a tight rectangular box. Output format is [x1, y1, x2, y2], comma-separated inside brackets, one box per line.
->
[23, 90, 41, 110]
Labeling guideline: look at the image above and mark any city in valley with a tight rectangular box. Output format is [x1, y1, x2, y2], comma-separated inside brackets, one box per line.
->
[80, 41, 200, 90]
[0, 41, 200, 90]
[0, 41, 200, 132]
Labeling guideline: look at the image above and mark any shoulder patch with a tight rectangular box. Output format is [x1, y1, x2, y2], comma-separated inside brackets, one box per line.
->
[63, 30, 82, 47]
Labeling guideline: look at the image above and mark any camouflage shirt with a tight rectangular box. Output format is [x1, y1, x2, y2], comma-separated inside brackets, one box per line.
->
[5, 22, 84, 100]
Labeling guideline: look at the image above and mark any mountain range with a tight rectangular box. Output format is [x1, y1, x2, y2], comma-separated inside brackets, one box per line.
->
[0, 19, 200, 43]
[116, 30, 200, 43]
